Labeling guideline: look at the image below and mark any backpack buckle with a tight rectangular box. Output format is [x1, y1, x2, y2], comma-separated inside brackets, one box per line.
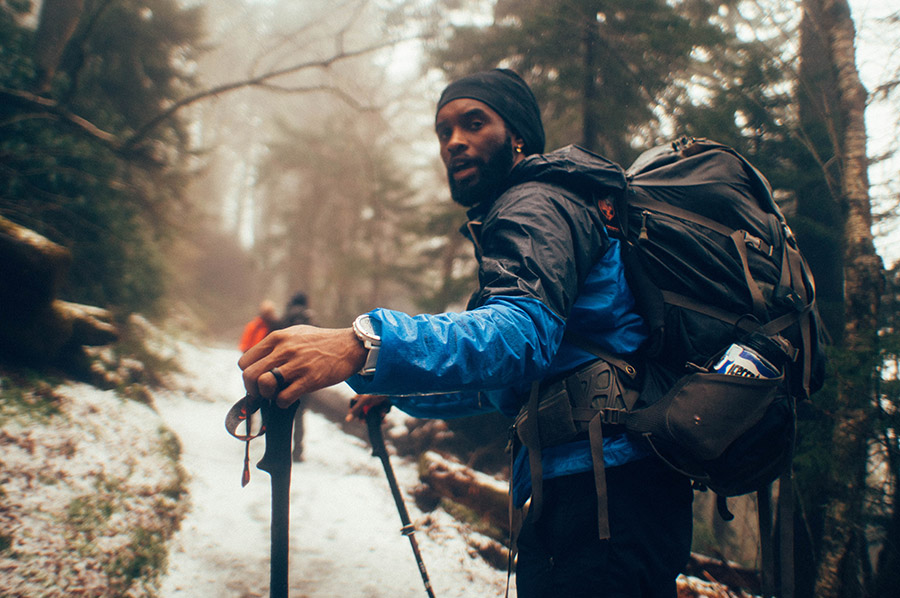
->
[784, 291, 805, 311]
[601, 408, 626, 425]
[743, 232, 773, 256]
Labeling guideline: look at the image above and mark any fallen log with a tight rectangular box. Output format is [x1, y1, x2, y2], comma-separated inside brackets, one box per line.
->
[56, 300, 118, 347]
[683, 551, 761, 596]
[417, 450, 510, 539]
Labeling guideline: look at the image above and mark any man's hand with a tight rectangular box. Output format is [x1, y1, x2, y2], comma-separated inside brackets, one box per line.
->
[239, 325, 367, 408]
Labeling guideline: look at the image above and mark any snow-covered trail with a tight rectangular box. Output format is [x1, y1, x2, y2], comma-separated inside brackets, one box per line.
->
[153, 342, 511, 598]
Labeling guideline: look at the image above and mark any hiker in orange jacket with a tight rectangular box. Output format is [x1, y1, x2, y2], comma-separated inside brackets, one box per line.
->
[239, 300, 279, 353]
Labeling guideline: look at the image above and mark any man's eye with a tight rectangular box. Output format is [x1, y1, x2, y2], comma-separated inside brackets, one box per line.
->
[468, 120, 484, 130]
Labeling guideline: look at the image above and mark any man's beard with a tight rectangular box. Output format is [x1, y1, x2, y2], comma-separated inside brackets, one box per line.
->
[448, 135, 515, 208]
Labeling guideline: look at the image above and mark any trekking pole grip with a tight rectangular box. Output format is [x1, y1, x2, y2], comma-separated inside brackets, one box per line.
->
[258, 399, 300, 598]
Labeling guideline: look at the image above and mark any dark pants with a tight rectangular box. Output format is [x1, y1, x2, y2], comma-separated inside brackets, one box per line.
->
[516, 457, 693, 598]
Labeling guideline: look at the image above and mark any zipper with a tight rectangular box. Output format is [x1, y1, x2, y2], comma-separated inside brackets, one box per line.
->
[638, 210, 650, 242]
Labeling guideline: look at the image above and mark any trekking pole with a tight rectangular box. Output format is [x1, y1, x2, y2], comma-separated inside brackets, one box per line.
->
[256, 398, 300, 598]
[363, 405, 437, 598]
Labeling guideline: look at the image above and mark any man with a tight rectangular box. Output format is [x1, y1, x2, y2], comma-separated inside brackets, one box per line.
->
[239, 69, 693, 597]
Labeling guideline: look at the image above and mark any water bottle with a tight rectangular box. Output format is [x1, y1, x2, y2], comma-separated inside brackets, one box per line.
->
[712, 332, 790, 379]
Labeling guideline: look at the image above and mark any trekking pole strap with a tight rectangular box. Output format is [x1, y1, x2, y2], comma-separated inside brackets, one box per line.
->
[225, 394, 268, 486]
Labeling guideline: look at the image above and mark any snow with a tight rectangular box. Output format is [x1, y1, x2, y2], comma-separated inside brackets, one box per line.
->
[153, 341, 513, 598]
[1, 334, 735, 597]
[0, 380, 186, 598]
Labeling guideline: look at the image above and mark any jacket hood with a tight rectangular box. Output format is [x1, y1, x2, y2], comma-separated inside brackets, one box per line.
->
[506, 144, 627, 198]
[464, 145, 627, 222]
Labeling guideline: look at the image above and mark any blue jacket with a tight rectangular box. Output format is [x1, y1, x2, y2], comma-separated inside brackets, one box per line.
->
[348, 145, 649, 504]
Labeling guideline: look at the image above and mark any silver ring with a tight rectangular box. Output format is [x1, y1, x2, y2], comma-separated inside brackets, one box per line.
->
[269, 367, 287, 391]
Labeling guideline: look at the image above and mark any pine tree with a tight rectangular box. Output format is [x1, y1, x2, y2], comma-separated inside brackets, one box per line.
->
[0, 0, 205, 314]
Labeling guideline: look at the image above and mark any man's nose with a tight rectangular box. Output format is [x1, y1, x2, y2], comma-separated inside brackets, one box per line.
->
[445, 128, 467, 153]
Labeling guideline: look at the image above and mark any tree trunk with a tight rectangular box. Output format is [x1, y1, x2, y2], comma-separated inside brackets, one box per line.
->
[581, 19, 598, 152]
[0, 216, 118, 366]
[805, 0, 884, 596]
[33, 0, 85, 92]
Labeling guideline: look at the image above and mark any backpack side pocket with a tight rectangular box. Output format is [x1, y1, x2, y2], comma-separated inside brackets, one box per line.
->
[627, 371, 781, 461]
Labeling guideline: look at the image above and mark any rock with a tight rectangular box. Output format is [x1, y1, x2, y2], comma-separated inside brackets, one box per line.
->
[56, 300, 118, 346]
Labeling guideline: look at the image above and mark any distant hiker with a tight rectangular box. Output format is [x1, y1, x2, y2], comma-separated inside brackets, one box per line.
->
[280, 292, 314, 330]
[278, 292, 315, 463]
[238, 300, 279, 353]
[240, 69, 693, 596]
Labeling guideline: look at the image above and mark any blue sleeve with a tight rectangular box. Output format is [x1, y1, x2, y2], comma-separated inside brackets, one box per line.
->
[385, 391, 492, 419]
[346, 295, 565, 417]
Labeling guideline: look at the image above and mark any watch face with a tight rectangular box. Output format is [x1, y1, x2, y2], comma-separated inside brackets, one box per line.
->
[355, 315, 376, 338]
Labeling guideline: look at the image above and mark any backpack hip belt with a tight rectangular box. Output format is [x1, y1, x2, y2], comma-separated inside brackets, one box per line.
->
[514, 348, 639, 540]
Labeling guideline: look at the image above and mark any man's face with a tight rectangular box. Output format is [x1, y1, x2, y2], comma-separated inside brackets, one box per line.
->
[435, 98, 524, 207]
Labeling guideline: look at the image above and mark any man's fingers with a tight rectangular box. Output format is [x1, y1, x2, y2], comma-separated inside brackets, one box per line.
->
[256, 369, 305, 409]
[239, 333, 280, 397]
[257, 368, 281, 398]
[274, 388, 300, 409]
[346, 397, 364, 421]
[239, 326, 364, 402]
[238, 334, 274, 369]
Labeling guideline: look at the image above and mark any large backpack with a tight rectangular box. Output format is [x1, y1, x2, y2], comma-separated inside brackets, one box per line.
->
[605, 137, 825, 483]
[514, 138, 825, 590]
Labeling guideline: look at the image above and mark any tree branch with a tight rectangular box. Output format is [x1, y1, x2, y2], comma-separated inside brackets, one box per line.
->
[0, 86, 121, 148]
[123, 38, 406, 151]
[254, 83, 379, 113]
[2, 34, 408, 161]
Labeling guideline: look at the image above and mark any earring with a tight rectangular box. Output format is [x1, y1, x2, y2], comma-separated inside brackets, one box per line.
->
[515, 146, 523, 153]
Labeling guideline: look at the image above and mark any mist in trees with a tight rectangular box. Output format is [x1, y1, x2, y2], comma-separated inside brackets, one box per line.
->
[163, 0, 474, 335]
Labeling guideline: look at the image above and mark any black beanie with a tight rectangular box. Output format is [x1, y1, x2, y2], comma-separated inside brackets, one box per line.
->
[436, 69, 545, 155]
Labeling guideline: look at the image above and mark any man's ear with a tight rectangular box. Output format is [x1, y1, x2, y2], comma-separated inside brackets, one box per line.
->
[511, 131, 526, 157]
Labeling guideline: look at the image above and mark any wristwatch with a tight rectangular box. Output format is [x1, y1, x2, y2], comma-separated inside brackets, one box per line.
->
[352, 314, 381, 376]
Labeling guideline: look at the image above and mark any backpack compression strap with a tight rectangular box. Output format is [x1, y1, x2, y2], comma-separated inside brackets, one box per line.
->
[629, 188, 819, 398]
[629, 194, 772, 322]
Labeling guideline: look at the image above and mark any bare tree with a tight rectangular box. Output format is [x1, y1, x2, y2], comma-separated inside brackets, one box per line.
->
[798, 0, 885, 596]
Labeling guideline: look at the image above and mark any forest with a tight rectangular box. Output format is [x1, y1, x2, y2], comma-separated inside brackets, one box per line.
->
[1, 0, 899, 597]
